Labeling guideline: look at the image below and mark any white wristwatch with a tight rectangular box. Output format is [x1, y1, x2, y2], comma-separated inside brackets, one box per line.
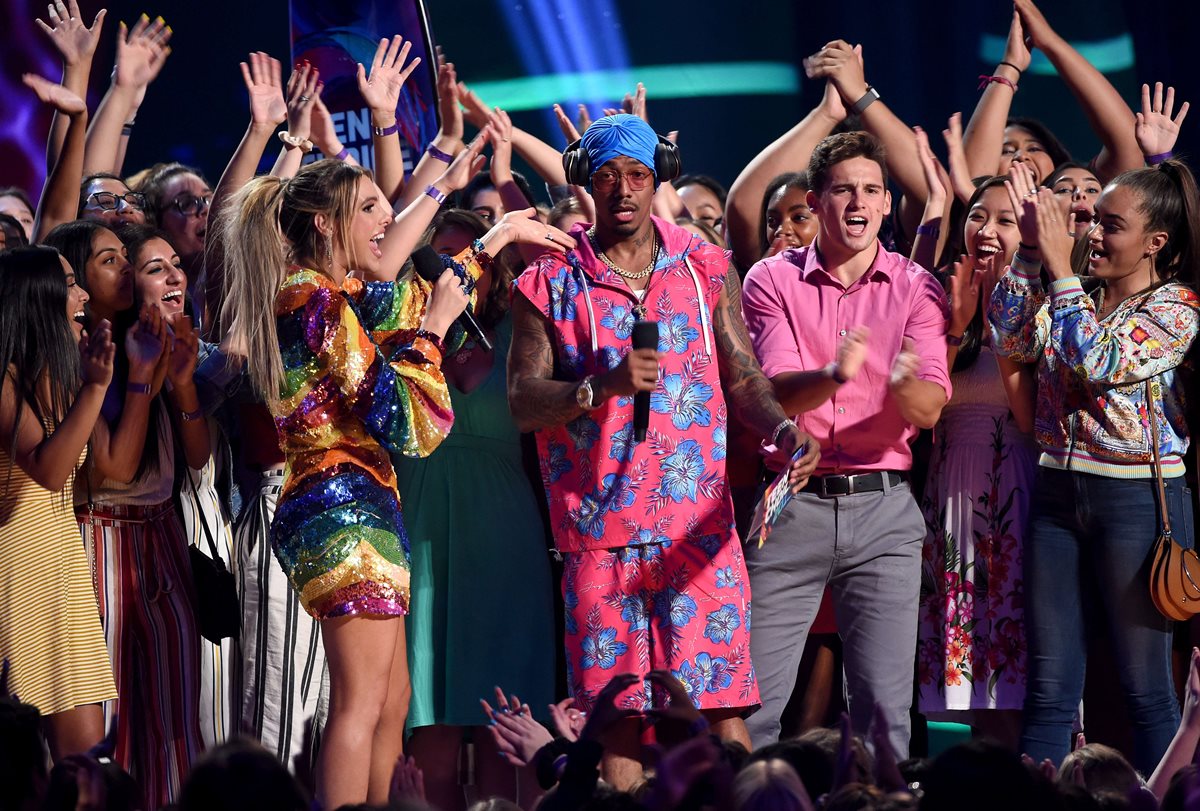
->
[575, 375, 599, 410]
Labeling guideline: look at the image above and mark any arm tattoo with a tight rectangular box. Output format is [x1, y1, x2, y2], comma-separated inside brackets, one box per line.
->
[507, 293, 589, 432]
[713, 268, 789, 438]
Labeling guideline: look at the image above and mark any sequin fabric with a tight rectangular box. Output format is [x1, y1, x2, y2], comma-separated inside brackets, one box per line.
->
[270, 256, 479, 619]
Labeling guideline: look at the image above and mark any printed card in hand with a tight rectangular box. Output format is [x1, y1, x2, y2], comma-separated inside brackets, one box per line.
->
[757, 444, 808, 548]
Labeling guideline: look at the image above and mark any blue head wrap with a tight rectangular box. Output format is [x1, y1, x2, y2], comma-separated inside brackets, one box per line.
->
[580, 114, 659, 186]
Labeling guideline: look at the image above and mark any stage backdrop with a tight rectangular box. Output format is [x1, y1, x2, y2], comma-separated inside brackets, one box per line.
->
[289, 0, 439, 173]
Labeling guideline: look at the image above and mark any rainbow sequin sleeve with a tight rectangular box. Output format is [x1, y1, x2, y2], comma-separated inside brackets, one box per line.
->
[344, 245, 488, 355]
[277, 270, 454, 460]
[987, 256, 1050, 363]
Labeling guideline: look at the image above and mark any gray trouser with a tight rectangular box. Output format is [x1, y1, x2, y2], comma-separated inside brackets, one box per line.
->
[744, 478, 924, 758]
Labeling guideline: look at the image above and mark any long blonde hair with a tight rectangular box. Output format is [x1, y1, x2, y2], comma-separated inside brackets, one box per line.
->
[219, 159, 368, 403]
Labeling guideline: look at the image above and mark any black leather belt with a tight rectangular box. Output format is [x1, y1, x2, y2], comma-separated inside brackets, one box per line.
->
[800, 471, 906, 498]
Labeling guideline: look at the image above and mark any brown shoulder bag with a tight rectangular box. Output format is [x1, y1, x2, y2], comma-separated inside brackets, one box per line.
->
[1146, 378, 1200, 620]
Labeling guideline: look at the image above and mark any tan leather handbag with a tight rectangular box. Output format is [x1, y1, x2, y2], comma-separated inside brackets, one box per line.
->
[1146, 379, 1200, 620]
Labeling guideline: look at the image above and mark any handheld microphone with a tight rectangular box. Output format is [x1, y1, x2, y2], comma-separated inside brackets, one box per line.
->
[412, 245, 493, 352]
[631, 320, 658, 443]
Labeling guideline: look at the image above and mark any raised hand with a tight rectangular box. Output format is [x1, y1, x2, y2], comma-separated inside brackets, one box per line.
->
[576, 104, 594, 136]
[285, 62, 320, 142]
[435, 129, 490, 192]
[805, 40, 867, 105]
[1003, 162, 1041, 249]
[548, 697, 586, 742]
[22, 73, 86, 115]
[1183, 647, 1200, 732]
[357, 35, 421, 119]
[942, 112, 976, 204]
[486, 107, 515, 182]
[80, 319, 116, 388]
[35, 0, 106, 67]
[388, 755, 426, 804]
[454, 81, 490, 130]
[240, 51, 287, 128]
[1001, 8, 1032, 74]
[818, 77, 848, 124]
[167, 312, 199, 389]
[644, 736, 722, 811]
[435, 49, 464, 143]
[623, 82, 648, 122]
[1135, 82, 1189, 159]
[553, 103, 582, 144]
[309, 95, 343, 158]
[869, 705, 906, 792]
[1014, 0, 1058, 52]
[114, 15, 172, 90]
[914, 125, 949, 206]
[947, 256, 982, 337]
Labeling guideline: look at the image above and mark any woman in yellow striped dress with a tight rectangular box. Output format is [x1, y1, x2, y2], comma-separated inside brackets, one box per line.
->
[0, 246, 117, 759]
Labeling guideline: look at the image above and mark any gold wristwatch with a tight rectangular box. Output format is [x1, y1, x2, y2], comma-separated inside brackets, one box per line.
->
[575, 375, 599, 410]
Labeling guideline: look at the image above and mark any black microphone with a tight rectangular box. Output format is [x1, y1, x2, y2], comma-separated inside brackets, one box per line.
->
[631, 320, 658, 443]
[412, 245, 493, 352]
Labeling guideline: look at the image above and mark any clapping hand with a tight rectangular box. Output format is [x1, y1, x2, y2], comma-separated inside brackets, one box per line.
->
[80, 319, 116, 388]
[804, 40, 867, 107]
[1031, 187, 1075, 280]
[167, 312, 199, 390]
[889, 337, 921, 389]
[947, 256, 982, 338]
[548, 697, 586, 742]
[388, 755, 426, 804]
[35, 0, 106, 68]
[1136, 82, 1189, 160]
[481, 685, 552, 767]
[240, 51, 287, 128]
[435, 49, 464, 145]
[435, 129, 490, 193]
[1003, 162, 1041, 250]
[125, 305, 168, 394]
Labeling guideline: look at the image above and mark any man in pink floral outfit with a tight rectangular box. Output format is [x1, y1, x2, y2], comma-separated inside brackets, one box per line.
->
[509, 114, 817, 787]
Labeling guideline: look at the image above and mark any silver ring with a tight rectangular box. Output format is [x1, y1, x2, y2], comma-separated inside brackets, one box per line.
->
[545, 232, 554, 241]
[299, 95, 311, 103]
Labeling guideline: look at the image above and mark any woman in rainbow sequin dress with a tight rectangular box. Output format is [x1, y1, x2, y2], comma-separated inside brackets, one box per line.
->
[218, 156, 575, 807]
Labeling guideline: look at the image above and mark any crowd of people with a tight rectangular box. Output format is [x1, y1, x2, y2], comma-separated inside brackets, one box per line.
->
[1, 0, 1199, 810]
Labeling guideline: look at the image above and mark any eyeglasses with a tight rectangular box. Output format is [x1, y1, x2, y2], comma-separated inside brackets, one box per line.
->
[170, 194, 212, 217]
[85, 191, 146, 212]
[591, 168, 654, 192]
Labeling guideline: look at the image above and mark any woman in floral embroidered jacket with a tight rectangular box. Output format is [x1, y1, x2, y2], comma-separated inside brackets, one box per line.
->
[987, 159, 1200, 773]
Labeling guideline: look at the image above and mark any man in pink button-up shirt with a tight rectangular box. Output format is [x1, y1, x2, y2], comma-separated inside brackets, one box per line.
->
[740, 131, 951, 758]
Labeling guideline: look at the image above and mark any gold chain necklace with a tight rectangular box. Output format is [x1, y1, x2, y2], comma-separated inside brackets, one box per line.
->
[587, 227, 659, 279]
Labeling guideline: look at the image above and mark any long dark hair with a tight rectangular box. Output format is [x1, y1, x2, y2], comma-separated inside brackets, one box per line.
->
[1006, 118, 1072, 170]
[0, 247, 80, 490]
[937, 176, 1011, 372]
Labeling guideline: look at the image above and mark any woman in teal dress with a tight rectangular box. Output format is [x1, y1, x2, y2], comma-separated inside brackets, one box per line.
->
[395, 209, 556, 811]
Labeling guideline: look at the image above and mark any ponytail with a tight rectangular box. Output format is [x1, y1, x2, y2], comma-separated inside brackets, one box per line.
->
[1155, 159, 1200, 289]
[218, 176, 288, 404]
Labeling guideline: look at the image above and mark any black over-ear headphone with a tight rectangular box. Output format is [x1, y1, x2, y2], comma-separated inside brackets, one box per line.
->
[562, 134, 682, 187]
